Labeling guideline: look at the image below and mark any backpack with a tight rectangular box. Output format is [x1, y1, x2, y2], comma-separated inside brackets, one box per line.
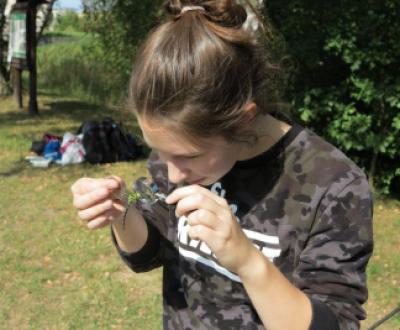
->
[77, 117, 142, 164]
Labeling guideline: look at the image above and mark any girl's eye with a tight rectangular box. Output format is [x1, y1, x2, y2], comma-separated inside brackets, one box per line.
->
[179, 153, 203, 160]
[185, 154, 200, 159]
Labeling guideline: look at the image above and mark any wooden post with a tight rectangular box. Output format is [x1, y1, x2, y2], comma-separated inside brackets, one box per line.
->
[13, 67, 23, 109]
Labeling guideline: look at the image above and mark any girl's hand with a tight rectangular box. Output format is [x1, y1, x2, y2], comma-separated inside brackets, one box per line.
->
[71, 176, 126, 230]
[166, 185, 256, 276]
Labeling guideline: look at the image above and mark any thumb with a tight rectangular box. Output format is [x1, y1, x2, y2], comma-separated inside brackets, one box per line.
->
[106, 176, 128, 202]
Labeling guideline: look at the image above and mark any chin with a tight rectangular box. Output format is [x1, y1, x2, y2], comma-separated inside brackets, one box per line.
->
[201, 178, 219, 186]
[187, 174, 224, 186]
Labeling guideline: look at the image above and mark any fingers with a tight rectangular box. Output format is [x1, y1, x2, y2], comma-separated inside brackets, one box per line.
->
[71, 176, 126, 230]
[187, 222, 233, 257]
[71, 177, 121, 196]
[186, 208, 218, 230]
[175, 193, 231, 224]
[166, 185, 227, 207]
[73, 187, 110, 210]
[187, 208, 234, 244]
[72, 176, 125, 209]
[187, 223, 214, 242]
[172, 186, 233, 241]
[80, 200, 126, 229]
[167, 185, 233, 236]
[78, 198, 113, 221]
[85, 214, 110, 230]
[106, 176, 126, 200]
[174, 193, 218, 218]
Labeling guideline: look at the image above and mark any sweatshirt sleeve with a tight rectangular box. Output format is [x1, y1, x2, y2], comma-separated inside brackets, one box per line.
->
[294, 176, 374, 330]
[111, 220, 165, 272]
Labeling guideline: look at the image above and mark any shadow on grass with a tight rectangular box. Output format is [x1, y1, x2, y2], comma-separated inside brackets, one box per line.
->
[45, 100, 111, 120]
[0, 100, 103, 122]
[0, 98, 141, 134]
[0, 159, 30, 177]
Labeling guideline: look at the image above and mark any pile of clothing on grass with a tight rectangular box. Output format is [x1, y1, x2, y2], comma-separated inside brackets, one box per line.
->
[27, 117, 143, 167]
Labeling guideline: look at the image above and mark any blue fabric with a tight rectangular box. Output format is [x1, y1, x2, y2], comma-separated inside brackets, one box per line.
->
[43, 140, 61, 161]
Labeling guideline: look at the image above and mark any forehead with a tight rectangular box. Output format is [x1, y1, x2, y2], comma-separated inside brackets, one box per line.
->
[138, 116, 219, 154]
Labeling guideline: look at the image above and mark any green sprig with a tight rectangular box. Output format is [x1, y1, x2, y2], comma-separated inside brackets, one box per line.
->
[127, 190, 141, 204]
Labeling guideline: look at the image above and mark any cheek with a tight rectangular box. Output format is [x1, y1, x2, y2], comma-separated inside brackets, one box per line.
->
[204, 153, 236, 175]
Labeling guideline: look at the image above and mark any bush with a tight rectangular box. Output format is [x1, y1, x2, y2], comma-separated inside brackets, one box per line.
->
[37, 34, 124, 102]
[53, 10, 84, 33]
[82, 0, 164, 94]
[265, 0, 400, 195]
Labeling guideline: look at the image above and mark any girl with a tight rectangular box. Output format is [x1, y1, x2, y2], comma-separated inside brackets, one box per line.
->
[71, 1, 373, 329]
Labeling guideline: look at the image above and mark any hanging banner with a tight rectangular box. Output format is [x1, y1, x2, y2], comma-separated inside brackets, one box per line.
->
[7, 11, 27, 62]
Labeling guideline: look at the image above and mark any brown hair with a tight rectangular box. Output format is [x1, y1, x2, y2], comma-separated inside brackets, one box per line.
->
[129, 0, 285, 143]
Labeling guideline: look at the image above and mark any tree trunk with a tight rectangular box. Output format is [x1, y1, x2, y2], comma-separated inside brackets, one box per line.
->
[0, 69, 11, 95]
[0, 4, 11, 96]
[37, 2, 54, 39]
[27, 3, 38, 114]
[13, 66, 23, 108]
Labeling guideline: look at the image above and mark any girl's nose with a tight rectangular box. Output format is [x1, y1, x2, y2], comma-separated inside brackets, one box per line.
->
[167, 161, 189, 184]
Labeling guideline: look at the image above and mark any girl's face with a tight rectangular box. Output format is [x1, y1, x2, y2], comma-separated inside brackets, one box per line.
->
[138, 116, 241, 185]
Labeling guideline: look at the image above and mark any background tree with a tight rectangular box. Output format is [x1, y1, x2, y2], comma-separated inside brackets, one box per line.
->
[52, 9, 83, 32]
[81, 0, 164, 93]
[264, 0, 400, 194]
[0, 0, 11, 95]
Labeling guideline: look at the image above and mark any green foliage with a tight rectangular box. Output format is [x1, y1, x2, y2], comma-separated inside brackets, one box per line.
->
[37, 33, 125, 102]
[265, 0, 400, 195]
[53, 9, 84, 32]
[82, 0, 164, 92]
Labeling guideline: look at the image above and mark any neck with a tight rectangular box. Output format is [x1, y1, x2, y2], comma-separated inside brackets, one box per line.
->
[237, 114, 292, 161]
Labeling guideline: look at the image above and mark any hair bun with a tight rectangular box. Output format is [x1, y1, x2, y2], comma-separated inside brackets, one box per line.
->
[206, 0, 247, 28]
[164, 1, 247, 28]
[164, 0, 184, 16]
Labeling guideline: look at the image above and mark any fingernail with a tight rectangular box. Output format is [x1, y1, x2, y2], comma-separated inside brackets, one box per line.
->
[106, 176, 118, 186]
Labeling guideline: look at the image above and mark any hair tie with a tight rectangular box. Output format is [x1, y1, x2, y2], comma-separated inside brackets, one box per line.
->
[181, 5, 205, 14]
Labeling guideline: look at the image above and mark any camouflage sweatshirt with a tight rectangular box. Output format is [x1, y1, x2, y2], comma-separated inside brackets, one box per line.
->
[112, 124, 373, 330]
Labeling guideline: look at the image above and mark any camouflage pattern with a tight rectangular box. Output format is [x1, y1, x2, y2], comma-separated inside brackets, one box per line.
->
[113, 124, 373, 330]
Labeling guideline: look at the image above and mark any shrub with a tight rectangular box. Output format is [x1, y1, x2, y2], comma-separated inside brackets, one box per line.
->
[82, 0, 164, 94]
[265, 0, 400, 195]
[37, 34, 123, 102]
[53, 9, 84, 33]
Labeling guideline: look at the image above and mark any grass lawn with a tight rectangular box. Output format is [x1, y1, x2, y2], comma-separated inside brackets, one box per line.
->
[0, 94, 399, 329]
[0, 94, 161, 330]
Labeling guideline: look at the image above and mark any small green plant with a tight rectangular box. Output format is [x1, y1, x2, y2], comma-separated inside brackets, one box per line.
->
[121, 178, 163, 206]
[127, 190, 142, 204]
[120, 178, 166, 229]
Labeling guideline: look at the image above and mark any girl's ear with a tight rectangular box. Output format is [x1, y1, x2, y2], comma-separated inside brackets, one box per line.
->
[242, 102, 259, 126]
